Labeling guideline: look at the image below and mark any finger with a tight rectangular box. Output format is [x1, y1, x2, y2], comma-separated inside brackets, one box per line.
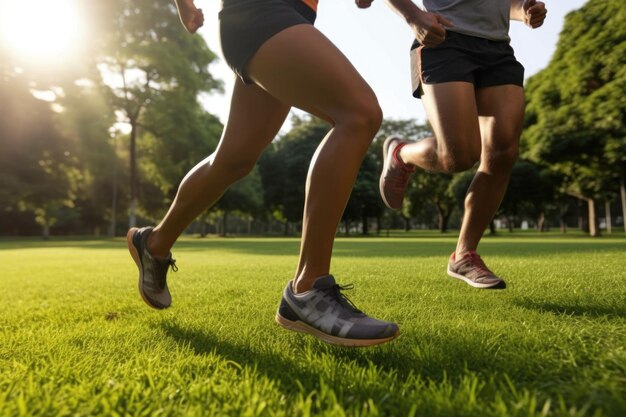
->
[530, 11, 546, 23]
[528, 5, 544, 15]
[424, 33, 445, 47]
[429, 24, 445, 38]
[435, 14, 454, 28]
[530, 17, 545, 27]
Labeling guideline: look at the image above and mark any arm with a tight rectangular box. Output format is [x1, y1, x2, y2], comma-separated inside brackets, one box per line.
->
[174, 0, 205, 33]
[384, 0, 453, 47]
[511, 0, 547, 28]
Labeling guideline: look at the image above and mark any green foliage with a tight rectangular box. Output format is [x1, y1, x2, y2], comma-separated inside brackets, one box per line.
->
[0, 76, 82, 237]
[259, 116, 330, 224]
[501, 161, 555, 223]
[523, 0, 626, 200]
[1, 235, 624, 416]
[96, 0, 223, 225]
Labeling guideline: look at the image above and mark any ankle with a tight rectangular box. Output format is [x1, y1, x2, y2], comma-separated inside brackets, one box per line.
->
[394, 143, 415, 171]
[293, 274, 322, 294]
[147, 230, 170, 259]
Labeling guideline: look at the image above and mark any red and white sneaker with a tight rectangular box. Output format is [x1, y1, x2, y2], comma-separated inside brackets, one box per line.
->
[379, 136, 416, 210]
[447, 251, 506, 289]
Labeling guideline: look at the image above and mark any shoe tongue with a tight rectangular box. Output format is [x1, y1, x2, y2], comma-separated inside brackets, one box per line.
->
[312, 275, 336, 290]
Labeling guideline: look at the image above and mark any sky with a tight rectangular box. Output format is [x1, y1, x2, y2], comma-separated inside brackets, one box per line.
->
[197, 0, 588, 129]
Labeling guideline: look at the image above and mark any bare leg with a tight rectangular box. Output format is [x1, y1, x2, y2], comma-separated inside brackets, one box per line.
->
[398, 82, 481, 173]
[455, 85, 524, 255]
[147, 78, 290, 257]
[246, 25, 382, 292]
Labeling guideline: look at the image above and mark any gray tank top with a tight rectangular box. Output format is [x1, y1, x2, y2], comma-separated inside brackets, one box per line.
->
[419, 0, 511, 41]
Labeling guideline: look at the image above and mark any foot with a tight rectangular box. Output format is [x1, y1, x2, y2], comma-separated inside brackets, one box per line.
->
[276, 275, 400, 347]
[379, 136, 416, 210]
[447, 251, 506, 289]
[127, 226, 178, 309]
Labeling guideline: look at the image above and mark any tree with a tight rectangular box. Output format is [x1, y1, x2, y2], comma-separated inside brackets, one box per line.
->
[499, 160, 555, 232]
[259, 116, 329, 234]
[342, 150, 384, 235]
[97, 0, 222, 227]
[523, 0, 626, 236]
[214, 167, 264, 236]
[0, 74, 82, 238]
[406, 172, 456, 232]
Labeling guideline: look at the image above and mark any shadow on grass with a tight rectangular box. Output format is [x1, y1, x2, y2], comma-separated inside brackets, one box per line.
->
[158, 318, 590, 400]
[513, 298, 626, 319]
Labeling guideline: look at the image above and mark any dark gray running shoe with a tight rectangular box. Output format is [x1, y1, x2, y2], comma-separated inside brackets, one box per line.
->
[127, 226, 178, 309]
[447, 251, 506, 289]
[276, 275, 400, 347]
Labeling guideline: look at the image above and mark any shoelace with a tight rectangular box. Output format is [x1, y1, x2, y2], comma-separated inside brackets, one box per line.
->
[326, 284, 362, 313]
[392, 169, 412, 191]
[461, 251, 491, 276]
[167, 257, 178, 272]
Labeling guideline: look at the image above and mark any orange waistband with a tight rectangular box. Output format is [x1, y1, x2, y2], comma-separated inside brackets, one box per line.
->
[301, 0, 318, 12]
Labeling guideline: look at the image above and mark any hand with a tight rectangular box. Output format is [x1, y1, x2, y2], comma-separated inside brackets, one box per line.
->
[355, 0, 374, 9]
[523, 0, 547, 29]
[410, 11, 454, 47]
[176, 0, 205, 34]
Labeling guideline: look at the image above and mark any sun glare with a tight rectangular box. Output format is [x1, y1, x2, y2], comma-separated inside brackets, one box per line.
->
[0, 0, 82, 62]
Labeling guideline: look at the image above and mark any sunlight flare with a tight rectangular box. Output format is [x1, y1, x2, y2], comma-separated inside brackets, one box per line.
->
[0, 0, 82, 61]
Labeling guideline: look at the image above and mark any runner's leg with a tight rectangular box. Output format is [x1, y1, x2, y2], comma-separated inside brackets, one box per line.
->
[246, 24, 382, 292]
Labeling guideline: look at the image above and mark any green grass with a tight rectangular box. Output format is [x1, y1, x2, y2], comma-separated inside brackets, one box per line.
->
[1, 232, 625, 417]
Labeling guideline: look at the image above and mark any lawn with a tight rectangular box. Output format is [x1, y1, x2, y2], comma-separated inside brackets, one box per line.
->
[0, 232, 624, 417]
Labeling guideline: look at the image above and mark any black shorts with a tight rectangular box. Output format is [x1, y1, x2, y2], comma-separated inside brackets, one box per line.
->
[410, 31, 524, 98]
[219, 0, 317, 83]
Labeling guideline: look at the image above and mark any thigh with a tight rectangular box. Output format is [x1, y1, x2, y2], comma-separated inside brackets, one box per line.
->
[246, 24, 379, 125]
[421, 82, 482, 159]
[213, 77, 291, 164]
[476, 84, 525, 152]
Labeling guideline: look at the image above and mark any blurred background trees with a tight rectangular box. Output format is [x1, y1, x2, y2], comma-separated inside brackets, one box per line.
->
[1, 0, 623, 238]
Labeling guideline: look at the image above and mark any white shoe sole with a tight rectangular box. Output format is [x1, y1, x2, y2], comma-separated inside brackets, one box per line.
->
[275, 314, 400, 347]
[447, 266, 506, 289]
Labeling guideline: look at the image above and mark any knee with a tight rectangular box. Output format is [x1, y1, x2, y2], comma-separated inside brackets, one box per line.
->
[484, 139, 519, 173]
[212, 155, 257, 183]
[439, 152, 478, 173]
[337, 94, 383, 143]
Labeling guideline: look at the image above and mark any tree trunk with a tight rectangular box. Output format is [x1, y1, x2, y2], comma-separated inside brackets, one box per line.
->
[508, 216, 514, 232]
[619, 175, 626, 233]
[537, 212, 545, 232]
[577, 200, 584, 230]
[376, 216, 381, 235]
[344, 219, 350, 236]
[110, 144, 118, 237]
[128, 119, 138, 228]
[403, 216, 411, 232]
[42, 223, 50, 241]
[587, 198, 598, 237]
[200, 217, 207, 237]
[604, 199, 612, 234]
[362, 212, 369, 235]
[283, 221, 289, 236]
[490, 219, 496, 235]
[221, 211, 228, 237]
[559, 204, 568, 233]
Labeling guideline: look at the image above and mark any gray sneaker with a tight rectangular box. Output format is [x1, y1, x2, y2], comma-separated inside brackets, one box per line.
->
[380, 136, 415, 210]
[447, 251, 506, 289]
[276, 275, 400, 347]
[127, 226, 178, 309]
